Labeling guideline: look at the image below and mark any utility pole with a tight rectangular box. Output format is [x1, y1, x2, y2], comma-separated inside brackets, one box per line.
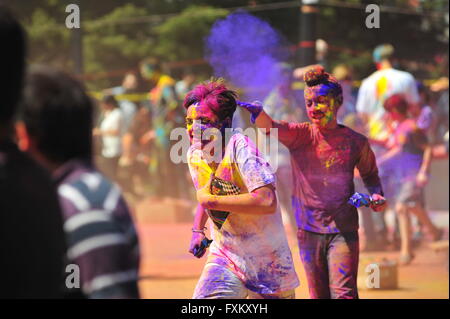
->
[298, 0, 319, 67]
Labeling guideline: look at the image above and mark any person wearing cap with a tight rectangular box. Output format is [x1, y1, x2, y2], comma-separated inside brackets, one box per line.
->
[239, 65, 386, 299]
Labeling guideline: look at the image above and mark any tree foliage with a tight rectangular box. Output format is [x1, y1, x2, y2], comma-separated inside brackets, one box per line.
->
[153, 6, 229, 62]
[3, 0, 448, 89]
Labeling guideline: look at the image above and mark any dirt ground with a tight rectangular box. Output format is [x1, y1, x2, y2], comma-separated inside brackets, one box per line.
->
[136, 210, 449, 299]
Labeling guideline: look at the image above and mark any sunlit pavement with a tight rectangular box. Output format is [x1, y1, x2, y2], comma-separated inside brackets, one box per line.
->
[136, 210, 449, 299]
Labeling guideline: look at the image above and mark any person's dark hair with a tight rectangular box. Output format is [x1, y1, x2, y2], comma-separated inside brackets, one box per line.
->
[383, 93, 408, 116]
[20, 67, 93, 164]
[0, 6, 26, 125]
[183, 79, 237, 122]
[101, 94, 119, 109]
[304, 65, 343, 107]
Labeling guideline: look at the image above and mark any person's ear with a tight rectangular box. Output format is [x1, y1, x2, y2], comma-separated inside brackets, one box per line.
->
[15, 121, 30, 151]
[222, 117, 231, 128]
[335, 95, 343, 110]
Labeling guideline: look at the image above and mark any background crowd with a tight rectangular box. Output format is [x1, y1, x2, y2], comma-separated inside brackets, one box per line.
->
[0, 1, 448, 298]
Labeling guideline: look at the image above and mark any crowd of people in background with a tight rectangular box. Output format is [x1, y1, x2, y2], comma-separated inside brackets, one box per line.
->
[93, 62, 197, 201]
[91, 42, 449, 268]
[1, 4, 449, 298]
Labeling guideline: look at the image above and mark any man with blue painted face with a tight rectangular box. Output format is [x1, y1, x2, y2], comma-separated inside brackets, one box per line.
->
[184, 79, 299, 299]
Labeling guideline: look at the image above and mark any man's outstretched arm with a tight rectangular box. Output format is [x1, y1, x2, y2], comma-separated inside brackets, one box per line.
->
[237, 101, 273, 133]
[238, 102, 306, 149]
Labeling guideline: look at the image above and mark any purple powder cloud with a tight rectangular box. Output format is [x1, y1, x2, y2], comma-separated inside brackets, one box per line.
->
[205, 11, 290, 101]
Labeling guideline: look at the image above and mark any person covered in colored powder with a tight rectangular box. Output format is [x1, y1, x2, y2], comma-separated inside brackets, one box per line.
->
[239, 65, 387, 299]
[377, 94, 443, 265]
[184, 80, 299, 299]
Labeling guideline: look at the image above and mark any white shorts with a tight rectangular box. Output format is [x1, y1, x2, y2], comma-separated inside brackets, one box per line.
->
[192, 263, 296, 299]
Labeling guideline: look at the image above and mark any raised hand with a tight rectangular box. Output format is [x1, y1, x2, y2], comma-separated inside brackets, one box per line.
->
[236, 100, 263, 124]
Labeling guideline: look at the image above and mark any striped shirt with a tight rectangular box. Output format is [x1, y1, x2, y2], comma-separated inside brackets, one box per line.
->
[53, 160, 140, 299]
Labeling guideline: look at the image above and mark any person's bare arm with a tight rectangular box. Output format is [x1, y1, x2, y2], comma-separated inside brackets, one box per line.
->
[121, 133, 133, 159]
[238, 102, 305, 149]
[188, 203, 209, 257]
[416, 146, 432, 187]
[254, 110, 274, 134]
[368, 137, 388, 147]
[192, 203, 209, 231]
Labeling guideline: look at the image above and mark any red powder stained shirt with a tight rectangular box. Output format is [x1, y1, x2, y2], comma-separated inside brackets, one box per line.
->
[272, 121, 383, 234]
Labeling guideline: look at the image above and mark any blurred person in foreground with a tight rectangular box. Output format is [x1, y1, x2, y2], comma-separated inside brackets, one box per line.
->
[239, 65, 386, 299]
[16, 67, 140, 298]
[377, 94, 443, 265]
[0, 5, 65, 298]
[185, 80, 299, 299]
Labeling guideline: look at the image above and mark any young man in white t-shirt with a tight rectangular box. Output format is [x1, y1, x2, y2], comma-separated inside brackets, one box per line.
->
[356, 44, 420, 141]
[184, 80, 299, 299]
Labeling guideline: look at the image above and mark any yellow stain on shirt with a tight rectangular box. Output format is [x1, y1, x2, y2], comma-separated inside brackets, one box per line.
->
[325, 156, 336, 169]
[376, 76, 388, 98]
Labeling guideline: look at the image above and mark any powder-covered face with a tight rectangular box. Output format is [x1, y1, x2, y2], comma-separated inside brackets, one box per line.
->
[304, 85, 340, 128]
[186, 103, 221, 145]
